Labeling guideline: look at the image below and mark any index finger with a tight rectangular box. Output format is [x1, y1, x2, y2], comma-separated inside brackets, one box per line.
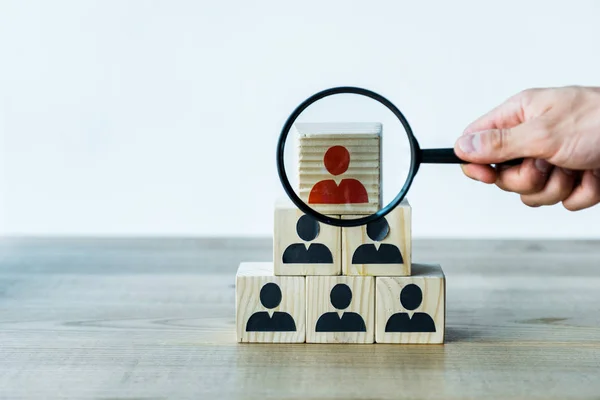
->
[463, 91, 527, 135]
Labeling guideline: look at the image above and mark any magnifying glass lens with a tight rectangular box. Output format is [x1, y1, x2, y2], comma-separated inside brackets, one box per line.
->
[280, 91, 413, 226]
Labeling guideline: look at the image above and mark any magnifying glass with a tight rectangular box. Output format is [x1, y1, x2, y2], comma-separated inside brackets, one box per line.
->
[276, 86, 522, 228]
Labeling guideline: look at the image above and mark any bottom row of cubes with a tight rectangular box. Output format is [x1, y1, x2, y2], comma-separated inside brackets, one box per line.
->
[236, 262, 445, 344]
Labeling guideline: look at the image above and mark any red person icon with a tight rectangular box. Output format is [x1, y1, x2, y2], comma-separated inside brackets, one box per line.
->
[308, 145, 369, 204]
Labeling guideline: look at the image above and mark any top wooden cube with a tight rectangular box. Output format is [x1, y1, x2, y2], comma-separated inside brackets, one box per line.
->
[295, 122, 382, 215]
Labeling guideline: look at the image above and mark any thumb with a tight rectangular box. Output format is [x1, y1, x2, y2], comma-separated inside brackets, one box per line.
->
[453, 121, 548, 164]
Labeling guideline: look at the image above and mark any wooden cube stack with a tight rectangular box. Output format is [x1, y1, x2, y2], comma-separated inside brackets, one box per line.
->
[236, 123, 446, 344]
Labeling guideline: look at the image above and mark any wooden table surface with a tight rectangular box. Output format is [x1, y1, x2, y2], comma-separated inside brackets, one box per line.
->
[1, 237, 600, 399]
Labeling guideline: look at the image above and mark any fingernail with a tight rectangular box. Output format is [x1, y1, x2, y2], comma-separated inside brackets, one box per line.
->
[561, 168, 574, 176]
[457, 133, 481, 154]
[460, 164, 482, 182]
[534, 159, 551, 174]
[460, 164, 474, 179]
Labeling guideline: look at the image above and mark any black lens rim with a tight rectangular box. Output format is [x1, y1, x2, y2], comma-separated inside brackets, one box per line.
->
[276, 86, 419, 227]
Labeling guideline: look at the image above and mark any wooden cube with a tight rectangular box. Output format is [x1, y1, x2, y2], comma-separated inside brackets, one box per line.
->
[236, 262, 305, 343]
[375, 263, 445, 344]
[306, 275, 374, 343]
[342, 199, 411, 276]
[295, 122, 381, 215]
[273, 198, 341, 276]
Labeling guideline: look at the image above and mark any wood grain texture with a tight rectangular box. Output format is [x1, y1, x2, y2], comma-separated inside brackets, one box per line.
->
[2, 237, 600, 399]
[306, 275, 374, 343]
[342, 198, 411, 276]
[376, 263, 445, 344]
[273, 198, 341, 276]
[296, 122, 382, 215]
[236, 262, 305, 343]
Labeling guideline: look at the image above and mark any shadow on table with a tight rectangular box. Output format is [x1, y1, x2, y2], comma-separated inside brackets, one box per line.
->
[444, 326, 486, 343]
[231, 343, 448, 398]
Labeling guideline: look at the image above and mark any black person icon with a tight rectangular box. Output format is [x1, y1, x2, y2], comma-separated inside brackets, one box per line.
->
[245, 282, 297, 332]
[351, 217, 403, 264]
[315, 283, 366, 332]
[385, 284, 436, 332]
[282, 214, 333, 264]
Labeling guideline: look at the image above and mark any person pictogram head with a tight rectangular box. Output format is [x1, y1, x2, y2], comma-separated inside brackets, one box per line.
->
[259, 282, 282, 309]
[323, 145, 350, 176]
[400, 284, 423, 311]
[366, 217, 390, 242]
[296, 214, 320, 241]
[329, 283, 353, 310]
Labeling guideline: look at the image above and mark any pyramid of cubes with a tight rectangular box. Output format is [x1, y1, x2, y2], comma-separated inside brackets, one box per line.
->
[235, 122, 446, 344]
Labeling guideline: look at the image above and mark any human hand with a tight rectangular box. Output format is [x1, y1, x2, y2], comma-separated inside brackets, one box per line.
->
[454, 86, 600, 211]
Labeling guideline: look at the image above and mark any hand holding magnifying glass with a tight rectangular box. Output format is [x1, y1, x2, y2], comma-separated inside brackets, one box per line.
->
[276, 86, 524, 228]
[453, 86, 600, 211]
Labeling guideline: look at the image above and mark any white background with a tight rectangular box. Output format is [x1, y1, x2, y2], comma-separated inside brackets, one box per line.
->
[1, 0, 600, 238]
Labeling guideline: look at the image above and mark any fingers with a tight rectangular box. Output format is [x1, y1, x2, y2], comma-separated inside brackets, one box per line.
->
[520, 167, 576, 207]
[459, 163, 600, 211]
[454, 118, 554, 165]
[463, 91, 528, 135]
[562, 170, 600, 211]
[460, 164, 497, 184]
[494, 158, 552, 194]
[459, 158, 551, 191]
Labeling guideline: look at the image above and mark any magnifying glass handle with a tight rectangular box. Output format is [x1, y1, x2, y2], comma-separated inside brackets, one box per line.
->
[420, 148, 524, 166]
